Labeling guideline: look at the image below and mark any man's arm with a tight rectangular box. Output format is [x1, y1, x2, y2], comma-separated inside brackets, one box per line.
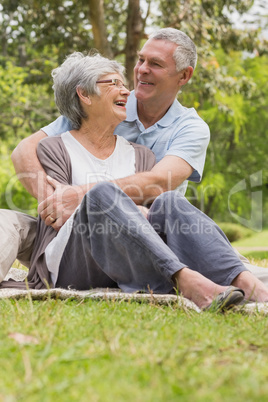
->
[38, 155, 193, 230]
[11, 131, 54, 202]
[116, 155, 193, 204]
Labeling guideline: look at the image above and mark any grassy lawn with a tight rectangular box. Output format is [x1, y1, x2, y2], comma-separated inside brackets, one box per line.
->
[1, 296, 268, 401]
[232, 229, 268, 249]
[2, 231, 268, 401]
[231, 228, 268, 260]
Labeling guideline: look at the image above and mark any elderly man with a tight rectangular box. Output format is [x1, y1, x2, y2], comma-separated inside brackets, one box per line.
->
[1, 28, 267, 289]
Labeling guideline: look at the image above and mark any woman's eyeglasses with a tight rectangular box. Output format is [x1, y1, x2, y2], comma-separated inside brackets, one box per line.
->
[96, 78, 129, 90]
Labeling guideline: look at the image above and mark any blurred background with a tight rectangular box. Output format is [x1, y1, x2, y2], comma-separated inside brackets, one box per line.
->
[0, 0, 267, 243]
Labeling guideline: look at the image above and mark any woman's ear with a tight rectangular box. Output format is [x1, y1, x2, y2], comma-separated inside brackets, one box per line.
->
[178, 66, 194, 87]
[76, 87, 91, 105]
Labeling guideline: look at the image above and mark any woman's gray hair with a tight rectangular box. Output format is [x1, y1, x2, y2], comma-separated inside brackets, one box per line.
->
[52, 52, 125, 130]
[149, 28, 197, 72]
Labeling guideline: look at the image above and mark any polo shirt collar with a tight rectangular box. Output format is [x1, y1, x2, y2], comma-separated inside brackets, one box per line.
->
[125, 91, 185, 127]
[156, 99, 185, 127]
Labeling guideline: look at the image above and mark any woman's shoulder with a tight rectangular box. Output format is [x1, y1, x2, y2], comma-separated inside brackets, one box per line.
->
[37, 133, 70, 163]
[38, 133, 70, 154]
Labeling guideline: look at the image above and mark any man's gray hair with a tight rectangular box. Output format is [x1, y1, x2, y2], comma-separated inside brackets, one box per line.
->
[149, 28, 197, 71]
[52, 52, 125, 130]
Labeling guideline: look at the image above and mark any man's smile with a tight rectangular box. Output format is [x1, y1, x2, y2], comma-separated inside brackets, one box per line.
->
[138, 80, 154, 85]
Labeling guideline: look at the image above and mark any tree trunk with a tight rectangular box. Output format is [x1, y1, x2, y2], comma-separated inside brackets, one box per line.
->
[125, 0, 143, 89]
[88, 0, 113, 58]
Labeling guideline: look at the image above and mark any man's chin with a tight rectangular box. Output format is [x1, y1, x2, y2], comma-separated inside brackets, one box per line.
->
[135, 86, 154, 101]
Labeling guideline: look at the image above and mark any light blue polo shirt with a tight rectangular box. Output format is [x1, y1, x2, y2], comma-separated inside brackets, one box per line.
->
[41, 91, 210, 194]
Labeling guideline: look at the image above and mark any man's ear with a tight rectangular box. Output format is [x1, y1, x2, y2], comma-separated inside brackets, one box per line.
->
[178, 66, 194, 86]
[76, 87, 91, 105]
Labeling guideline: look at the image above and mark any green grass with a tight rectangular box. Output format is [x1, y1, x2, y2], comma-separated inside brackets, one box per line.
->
[2, 243, 268, 401]
[232, 229, 268, 249]
[231, 228, 268, 260]
[1, 297, 268, 401]
[242, 251, 268, 260]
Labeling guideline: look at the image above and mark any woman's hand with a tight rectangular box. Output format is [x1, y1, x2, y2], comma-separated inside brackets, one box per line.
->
[137, 205, 150, 219]
[38, 176, 86, 231]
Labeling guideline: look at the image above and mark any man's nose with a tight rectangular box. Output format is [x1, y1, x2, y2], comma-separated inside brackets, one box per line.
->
[138, 61, 150, 74]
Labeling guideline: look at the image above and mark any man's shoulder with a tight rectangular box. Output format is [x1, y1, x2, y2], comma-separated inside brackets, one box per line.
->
[181, 108, 210, 134]
[41, 116, 72, 137]
[172, 100, 208, 124]
[158, 100, 209, 135]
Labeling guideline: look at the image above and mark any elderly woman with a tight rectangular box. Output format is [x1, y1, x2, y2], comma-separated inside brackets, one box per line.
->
[3, 52, 268, 309]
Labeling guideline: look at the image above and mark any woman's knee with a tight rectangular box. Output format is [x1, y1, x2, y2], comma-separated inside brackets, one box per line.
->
[85, 182, 133, 216]
[86, 182, 120, 202]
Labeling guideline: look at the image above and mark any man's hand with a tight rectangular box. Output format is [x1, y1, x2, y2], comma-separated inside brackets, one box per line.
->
[38, 176, 85, 231]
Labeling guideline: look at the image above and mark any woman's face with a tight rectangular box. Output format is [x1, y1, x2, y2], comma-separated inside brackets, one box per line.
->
[90, 73, 130, 125]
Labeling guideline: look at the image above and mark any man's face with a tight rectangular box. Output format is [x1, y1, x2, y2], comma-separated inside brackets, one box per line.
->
[134, 39, 181, 105]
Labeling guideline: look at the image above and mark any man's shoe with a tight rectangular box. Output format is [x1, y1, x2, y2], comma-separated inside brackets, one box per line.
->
[204, 286, 245, 312]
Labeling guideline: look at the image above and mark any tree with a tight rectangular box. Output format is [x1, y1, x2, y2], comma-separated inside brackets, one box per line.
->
[125, 0, 144, 87]
[88, 0, 113, 58]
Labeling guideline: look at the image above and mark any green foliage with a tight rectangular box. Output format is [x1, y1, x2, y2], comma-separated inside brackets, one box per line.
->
[0, 0, 95, 65]
[0, 0, 130, 83]
[0, 61, 57, 140]
[0, 60, 57, 210]
[0, 142, 37, 214]
[104, 0, 129, 55]
[185, 50, 268, 224]
[155, 0, 257, 52]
